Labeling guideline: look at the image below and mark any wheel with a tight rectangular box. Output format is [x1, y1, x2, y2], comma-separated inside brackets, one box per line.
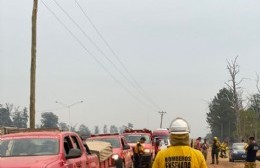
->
[116, 159, 125, 168]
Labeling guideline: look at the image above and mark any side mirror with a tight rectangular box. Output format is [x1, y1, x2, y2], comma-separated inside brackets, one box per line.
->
[123, 144, 131, 150]
[66, 148, 82, 159]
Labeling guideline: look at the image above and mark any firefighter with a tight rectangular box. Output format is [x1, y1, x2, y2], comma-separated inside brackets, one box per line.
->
[133, 137, 146, 168]
[211, 136, 221, 164]
[220, 140, 228, 158]
[152, 117, 207, 168]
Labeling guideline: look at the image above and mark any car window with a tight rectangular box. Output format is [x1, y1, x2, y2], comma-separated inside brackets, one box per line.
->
[233, 143, 246, 150]
[64, 136, 73, 155]
[0, 138, 58, 157]
[71, 136, 81, 150]
[124, 134, 151, 143]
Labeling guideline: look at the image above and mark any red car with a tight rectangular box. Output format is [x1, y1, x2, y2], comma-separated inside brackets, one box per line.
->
[88, 133, 133, 168]
[0, 129, 111, 168]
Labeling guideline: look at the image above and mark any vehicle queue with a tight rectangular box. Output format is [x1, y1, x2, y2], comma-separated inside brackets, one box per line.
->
[1, 118, 259, 168]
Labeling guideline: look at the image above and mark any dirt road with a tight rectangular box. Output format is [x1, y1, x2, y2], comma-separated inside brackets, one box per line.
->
[206, 155, 260, 168]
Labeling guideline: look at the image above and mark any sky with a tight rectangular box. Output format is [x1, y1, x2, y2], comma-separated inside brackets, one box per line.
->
[1, 0, 260, 138]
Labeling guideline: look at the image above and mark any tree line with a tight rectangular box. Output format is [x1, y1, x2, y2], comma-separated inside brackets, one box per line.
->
[0, 104, 134, 138]
[206, 57, 260, 143]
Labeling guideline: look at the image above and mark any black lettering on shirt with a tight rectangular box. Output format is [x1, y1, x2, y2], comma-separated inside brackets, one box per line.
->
[165, 156, 191, 168]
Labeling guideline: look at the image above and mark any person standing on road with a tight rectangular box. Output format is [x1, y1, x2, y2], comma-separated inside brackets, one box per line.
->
[194, 137, 202, 151]
[244, 137, 259, 168]
[152, 117, 207, 168]
[220, 140, 228, 158]
[133, 137, 146, 168]
[211, 137, 220, 164]
[201, 138, 209, 161]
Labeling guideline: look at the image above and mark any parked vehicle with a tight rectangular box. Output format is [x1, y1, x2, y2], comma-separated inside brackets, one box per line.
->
[229, 143, 247, 162]
[122, 128, 154, 168]
[0, 128, 113, 168]
[87, 133, 133, 168]
[152, 128, 170, 155]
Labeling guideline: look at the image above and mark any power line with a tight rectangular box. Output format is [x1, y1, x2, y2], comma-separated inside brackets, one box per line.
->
[73, 0, 162, 110]
[40, 0, 155, 110]
[53, 0, 160, 110]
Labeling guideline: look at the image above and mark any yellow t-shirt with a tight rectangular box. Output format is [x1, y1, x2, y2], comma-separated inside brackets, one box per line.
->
[134, 142, 145, 154]
[152, 146, 207, 168]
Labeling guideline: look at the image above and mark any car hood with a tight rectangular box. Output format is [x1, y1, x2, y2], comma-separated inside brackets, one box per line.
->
[0, 155, 60, 168]
[233, 150, 246, 154]
[127, 143, 152, 149]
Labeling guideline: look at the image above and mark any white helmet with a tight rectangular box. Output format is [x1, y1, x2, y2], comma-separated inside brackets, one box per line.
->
[169, 117, 190, 134]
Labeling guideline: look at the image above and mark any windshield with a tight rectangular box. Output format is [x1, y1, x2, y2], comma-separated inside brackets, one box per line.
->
[88, 138, 120, 148]
[232, 143, 246, 150]
[124, 134, 151, 143]
[0, 138, 59, 157]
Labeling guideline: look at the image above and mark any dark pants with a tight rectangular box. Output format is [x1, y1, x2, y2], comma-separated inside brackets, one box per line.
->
[211, 151, 219, 164]
[134, 154, 142, 168]
[220, 149, 226, 158]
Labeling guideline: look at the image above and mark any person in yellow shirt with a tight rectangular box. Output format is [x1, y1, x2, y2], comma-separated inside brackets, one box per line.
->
[133, 137, 146, 168]
[152, 117, 207, 168]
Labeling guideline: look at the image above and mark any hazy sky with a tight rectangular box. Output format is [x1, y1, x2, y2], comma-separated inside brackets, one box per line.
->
[1, 0, 260, 138]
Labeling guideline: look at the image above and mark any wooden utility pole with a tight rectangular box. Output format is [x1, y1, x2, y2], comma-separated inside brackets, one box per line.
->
[30, 0, 38, 128]
[158, 111, 166, 128]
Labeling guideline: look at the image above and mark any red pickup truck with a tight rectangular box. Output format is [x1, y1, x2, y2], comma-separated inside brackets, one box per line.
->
[87, 133, 133, 168]
[0, 128, 112, 168]
[122, 128, 154, 168]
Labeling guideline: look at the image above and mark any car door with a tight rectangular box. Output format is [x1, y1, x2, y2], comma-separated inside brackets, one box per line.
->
[121, 137, 132, 167]
[71, 135, 87, 168]
[63, 135, 86, 168]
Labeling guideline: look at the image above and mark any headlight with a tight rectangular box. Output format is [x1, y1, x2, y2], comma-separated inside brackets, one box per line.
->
[112, 154, 119, 160]
[144, 149, 150, 153]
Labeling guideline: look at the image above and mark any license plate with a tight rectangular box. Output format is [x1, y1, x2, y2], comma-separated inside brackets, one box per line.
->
[242, 155, 246, 158]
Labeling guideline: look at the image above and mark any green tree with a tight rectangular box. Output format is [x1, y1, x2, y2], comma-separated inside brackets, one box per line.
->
[12, 107, 28, 128]
[0, 104, 13, 126]
[110, 125, 118, 133]
[78, 124, 91, 138]
[246, 93, 260, 139]
[127, 123, 133, 129]
[94, 125, 100, 134]
[206, 88, 236, 142]
[41, 112, 58, 128]
[103, 124, 108, 133]
[59, 122, 69, 131]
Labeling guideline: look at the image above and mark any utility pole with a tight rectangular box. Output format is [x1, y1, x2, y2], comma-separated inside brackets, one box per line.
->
[30, 0, 38, 128]
[158, 111, 166, 128]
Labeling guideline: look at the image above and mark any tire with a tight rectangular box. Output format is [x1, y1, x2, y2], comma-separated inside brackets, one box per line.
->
[116, 159, 125, 168]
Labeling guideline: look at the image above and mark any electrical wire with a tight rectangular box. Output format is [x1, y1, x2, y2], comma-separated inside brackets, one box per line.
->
[40, 0, 155, 110]
[54, 0, 161, 110]
[73, 0, 162, 110]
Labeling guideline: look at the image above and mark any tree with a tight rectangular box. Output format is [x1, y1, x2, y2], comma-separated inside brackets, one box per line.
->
[206, 88, 236, 142]
[41, 112, 58, 128]
[94, 125, 100, 134]
[103, 124, 108, 134]
[127, 123, 133, 129]
[12, 107, 29, 128]
[110, 125, 118, 133]
[247, 93, 260, 140]
[78, 124, 91, 138]
[0, 105, 13, 126]
[225, 56, 244, 139]
[59, 122, 69, 131]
